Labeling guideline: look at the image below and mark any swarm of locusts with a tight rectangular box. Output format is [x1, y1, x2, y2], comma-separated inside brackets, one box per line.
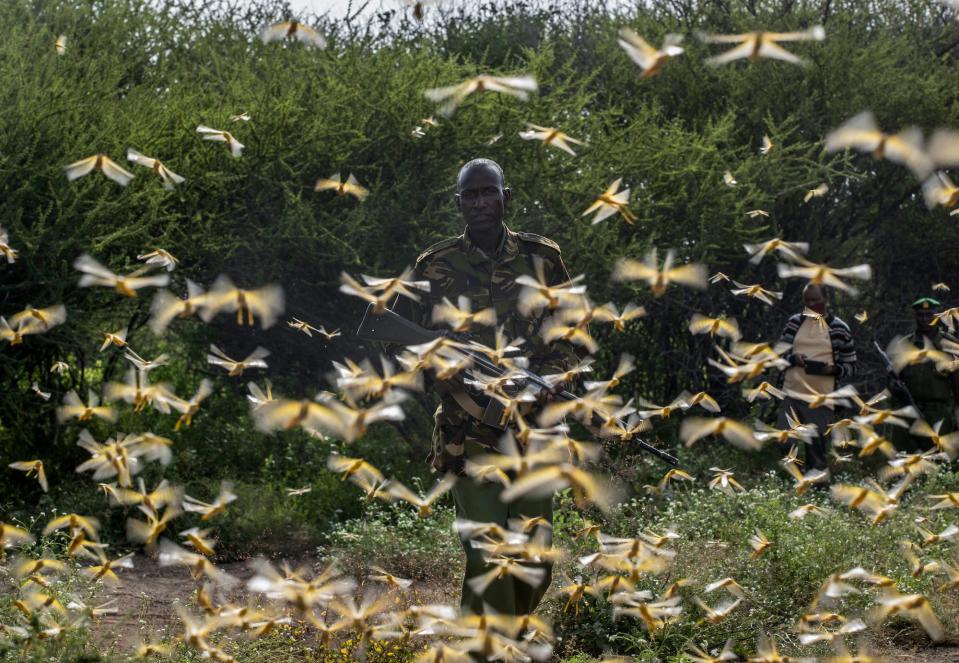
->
[2, 7, 958, 663]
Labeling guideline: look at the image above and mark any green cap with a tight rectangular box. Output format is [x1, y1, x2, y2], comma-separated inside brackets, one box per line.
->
[912, 297, 941, 310]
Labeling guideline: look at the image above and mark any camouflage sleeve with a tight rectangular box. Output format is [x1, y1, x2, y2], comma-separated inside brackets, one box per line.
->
[391, 257, 469, 399]
[391, 261, 470, 475]
[537, 251, 588, 379]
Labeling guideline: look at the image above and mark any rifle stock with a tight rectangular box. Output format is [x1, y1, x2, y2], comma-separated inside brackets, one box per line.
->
[356, 304, 444, 346]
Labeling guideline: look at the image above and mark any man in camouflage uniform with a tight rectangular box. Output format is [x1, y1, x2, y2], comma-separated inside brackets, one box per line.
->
[394, 158, 576, 617]
[891, 297, 959, 451]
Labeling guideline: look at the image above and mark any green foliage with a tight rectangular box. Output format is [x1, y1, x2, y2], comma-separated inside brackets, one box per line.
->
[2, 0, 959, 659]
[3, 0, 959, 493]
[323, 499, 462, 583]
[2, 468, 957, 660]
[0, 530, 114, 662]
[547, 467, 959, 659]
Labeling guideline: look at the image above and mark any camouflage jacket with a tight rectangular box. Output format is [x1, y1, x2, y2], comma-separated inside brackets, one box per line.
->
[897, 329, 959, 404]
[394, 224, 578, 472]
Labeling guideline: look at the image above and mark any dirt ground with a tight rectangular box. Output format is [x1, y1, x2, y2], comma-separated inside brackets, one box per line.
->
[876, 647, 959, 663]
[93, 554, 252, 651]
[93, 554, 959, 661]
[92, 553, 451, 654]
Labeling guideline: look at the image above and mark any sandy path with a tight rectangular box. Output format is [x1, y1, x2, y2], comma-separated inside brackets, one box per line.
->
[91, 553, 452, 654]
[92, 555, 959, 661]
[880, 646, 959, 662]
[93, 554, 255, 651]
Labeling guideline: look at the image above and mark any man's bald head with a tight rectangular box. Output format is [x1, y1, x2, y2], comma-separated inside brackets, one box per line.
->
[802, 282, 827, 314]
[455, 158, 511, 250]
[802, 283, 825, 299]
[457, 158, 505, 191]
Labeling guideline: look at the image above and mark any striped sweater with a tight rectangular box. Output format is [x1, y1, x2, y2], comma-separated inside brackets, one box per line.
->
[778, 312, 857, 380]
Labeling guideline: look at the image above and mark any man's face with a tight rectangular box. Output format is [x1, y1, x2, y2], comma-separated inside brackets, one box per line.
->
[916, 308, 936, 331]
[455, 165, 510, 240]
[803, 286, 827, 315]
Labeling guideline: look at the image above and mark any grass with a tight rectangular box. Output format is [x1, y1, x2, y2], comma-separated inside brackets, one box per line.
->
[2, 0, 958, 661]
[320, 500, 462, 583]
[4, 462, 955, 661]
[545, 466, 959, 659]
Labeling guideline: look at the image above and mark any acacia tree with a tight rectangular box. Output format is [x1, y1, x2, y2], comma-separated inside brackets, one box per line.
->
[1, 0, 958, 497]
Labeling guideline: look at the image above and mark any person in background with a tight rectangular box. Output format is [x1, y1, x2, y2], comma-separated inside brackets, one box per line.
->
[777, 283, 856, 475]
[890, 297, 959, 451]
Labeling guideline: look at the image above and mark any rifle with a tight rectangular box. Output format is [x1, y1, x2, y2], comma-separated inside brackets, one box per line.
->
[355, 304, 680, 466]
[873, 339, 921, 413]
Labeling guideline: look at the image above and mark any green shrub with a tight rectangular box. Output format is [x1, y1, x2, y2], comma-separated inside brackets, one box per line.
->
[548, 467, 959, 659]
[323, 499, 462, 584]
[2, 0, 959, 659]
[4, 0, 959, 507]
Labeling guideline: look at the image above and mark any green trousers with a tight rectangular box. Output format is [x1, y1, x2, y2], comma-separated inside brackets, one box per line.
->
[452, 441, 553, 616]
[892, 401, 957, 452]
[777, 398, 835, 471]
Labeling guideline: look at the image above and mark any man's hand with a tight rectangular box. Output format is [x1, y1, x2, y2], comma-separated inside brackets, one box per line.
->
[888, 375, 910, 399]
[791, 353, 807, 368]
